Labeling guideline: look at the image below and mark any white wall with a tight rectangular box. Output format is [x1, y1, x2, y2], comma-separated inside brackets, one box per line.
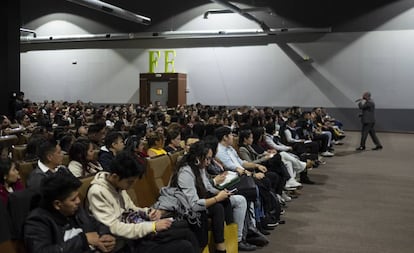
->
[20, 4, 414, 109]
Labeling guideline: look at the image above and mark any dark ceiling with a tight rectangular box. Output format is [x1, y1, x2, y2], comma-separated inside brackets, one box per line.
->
[20, 0, 408, 32]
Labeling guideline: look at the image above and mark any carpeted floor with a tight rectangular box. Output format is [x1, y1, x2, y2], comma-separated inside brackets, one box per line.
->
[255, 131, 414, 253]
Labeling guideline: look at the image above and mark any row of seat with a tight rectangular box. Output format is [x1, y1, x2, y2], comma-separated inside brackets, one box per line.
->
[3, 138, 239, 252]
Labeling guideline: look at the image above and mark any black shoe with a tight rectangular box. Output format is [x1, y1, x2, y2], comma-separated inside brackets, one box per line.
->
[247, 228, 265, 238]
[356, 146, 365, 151]
[238, 241, 257, 251]
[258, 226, 270, 235]
[372, 146, 383, 150]
[277, 219, 286, 225]
[263, 223, 276, 230]
[288, 193, 298, 199]
[246, 230, 269, 247]
[300, 177, 315, 185]
[246, 236, 269, 247]
[263, 215, 279, 227]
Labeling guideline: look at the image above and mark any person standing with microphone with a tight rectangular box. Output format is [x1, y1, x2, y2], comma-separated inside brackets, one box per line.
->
[356, 92, 383, 151]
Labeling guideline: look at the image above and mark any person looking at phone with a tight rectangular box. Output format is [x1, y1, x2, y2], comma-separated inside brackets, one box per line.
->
[170, 141, 255, 252]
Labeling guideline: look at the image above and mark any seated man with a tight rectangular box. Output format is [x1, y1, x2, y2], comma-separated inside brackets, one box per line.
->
[283, 118, 322, 157]
[24, 170, 116, 253]
[297, 111, 334, 156]
[26, 139, 65, 189]
[214, 127, 276, 244]
[98, 131, 125, 171]
[87, 122, 106, 148]
[87, 151, 198, 253]
[263, 123, 315, 185]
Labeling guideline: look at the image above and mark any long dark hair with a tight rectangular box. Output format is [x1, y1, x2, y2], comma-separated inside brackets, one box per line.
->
[170, 141, 210, 198]
[0, 158, 15, 185]
[238, 129, 252, 147]
[125, 134, 148, 166]
[252, 127, 265, 145]
[69, 139, 92, 175]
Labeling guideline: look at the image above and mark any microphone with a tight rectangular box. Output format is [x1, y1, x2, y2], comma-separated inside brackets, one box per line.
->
[355, 98, 362, 103]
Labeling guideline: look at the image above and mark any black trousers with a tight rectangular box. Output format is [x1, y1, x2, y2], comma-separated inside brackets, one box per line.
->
[136, 238, 197, 253]
[292, 141, 319, 155]
[208, 203, 226, 245]
[191, 200, 232, 248]
[312, 133, 330, 152]
[360, 122, 381, 147]
[264, 154, 290, 188]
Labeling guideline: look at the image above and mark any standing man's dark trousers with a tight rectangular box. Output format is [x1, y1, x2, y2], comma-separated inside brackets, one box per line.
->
[360, 122, 382, 148]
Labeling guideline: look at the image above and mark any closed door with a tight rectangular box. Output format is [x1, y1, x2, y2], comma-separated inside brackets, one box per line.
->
[150, 81, 168, 106]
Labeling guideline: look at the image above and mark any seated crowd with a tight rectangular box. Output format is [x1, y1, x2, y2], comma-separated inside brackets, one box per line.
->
[0, 99, 346, 253]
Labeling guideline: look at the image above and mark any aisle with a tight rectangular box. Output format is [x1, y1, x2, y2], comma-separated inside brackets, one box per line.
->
[256, 131, 414, 253]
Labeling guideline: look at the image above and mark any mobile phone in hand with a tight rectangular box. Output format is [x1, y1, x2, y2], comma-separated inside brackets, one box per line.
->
[228, 188, 238, 194]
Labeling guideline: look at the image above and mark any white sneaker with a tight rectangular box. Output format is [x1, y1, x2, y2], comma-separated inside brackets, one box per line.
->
[285, 178, 302, 188]
[277, 194, 286, 205]
[281, 191, 292, 202]
[321, 151, 334, 157]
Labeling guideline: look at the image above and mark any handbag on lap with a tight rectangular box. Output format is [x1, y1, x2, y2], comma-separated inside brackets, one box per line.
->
[227, 175, 257, 202]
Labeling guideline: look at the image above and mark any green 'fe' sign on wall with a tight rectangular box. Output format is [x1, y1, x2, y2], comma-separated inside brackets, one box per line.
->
[149, 50, 176, 73]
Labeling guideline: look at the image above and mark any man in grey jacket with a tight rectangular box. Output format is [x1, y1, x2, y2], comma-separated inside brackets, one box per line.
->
[356, 92, 383, 151]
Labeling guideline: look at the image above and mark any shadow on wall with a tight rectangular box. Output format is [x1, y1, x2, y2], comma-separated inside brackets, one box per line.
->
[276, 42, 355, 108]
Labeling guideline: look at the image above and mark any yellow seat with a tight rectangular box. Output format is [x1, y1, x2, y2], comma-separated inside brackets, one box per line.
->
[128, 155, 172, 206]
[147, 155, 173, 194]
[16, 160, 37, 187]
[0, 135, 19, 147]
[203, 223, 238, 253]
[168, 150, 184, 170]
[11, 144, 27, 161]
[78, 175, 95, 204]
[232, 136, 239, 154]
[62, 154, 70, 166]
[0, 240, 20, 253]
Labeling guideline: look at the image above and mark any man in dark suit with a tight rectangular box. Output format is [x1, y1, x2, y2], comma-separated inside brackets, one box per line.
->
[26, 139, 65, 189]
[356, 92, 383, 151]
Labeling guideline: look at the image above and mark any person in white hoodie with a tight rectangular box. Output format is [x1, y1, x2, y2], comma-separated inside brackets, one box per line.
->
[87, 151, 198, 253]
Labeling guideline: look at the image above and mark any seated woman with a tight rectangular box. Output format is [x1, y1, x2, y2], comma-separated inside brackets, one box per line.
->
[59, 134, 76, 155]
[1, 115, 25, 136]
[24, 134, 47, 162]
[15, 112, 36, 133]
[0, 158, 24, 206]
[68, 139, 103, 178]
[146, 132, 167, 157]
[125, 135, 149, 165]
[203, 135, 268, 246]
[238, 129, 289, 191]
[164, 129, 183, 153]
[170, 141, 240, 253]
